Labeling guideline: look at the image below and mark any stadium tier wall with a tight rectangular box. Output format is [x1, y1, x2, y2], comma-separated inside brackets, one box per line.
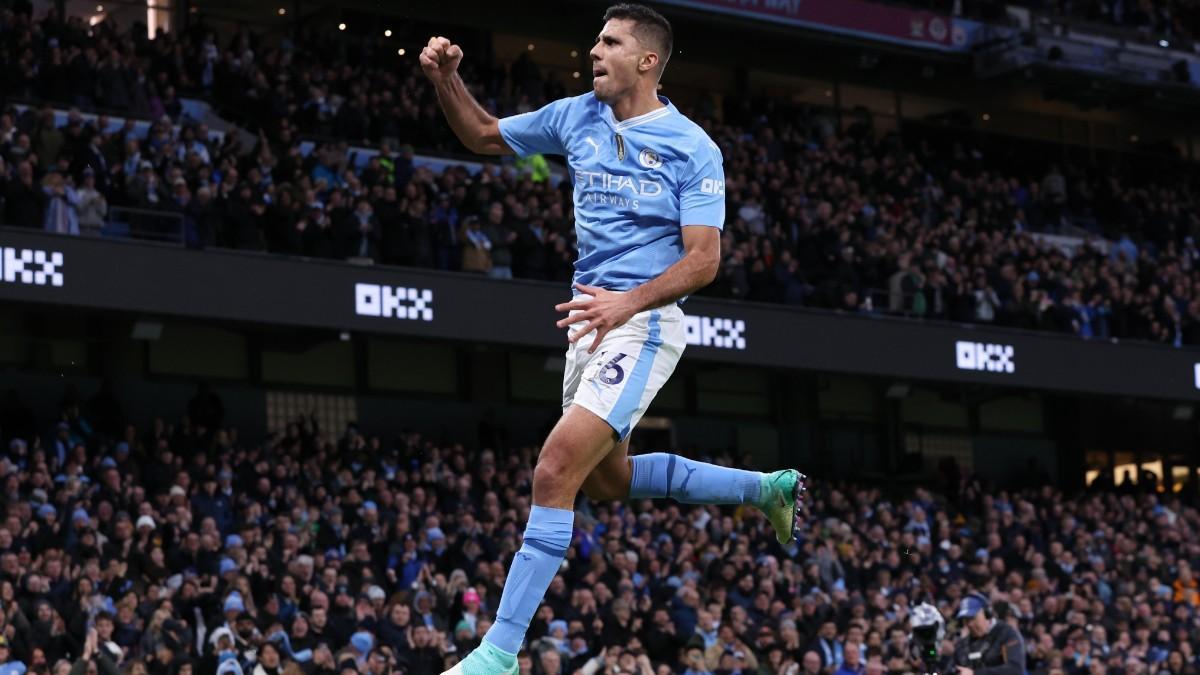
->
[3, 229, 1200, 490]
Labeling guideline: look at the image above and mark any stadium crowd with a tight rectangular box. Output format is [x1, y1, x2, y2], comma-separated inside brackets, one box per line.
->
[2, 10, 1200, 345]
[913, 0, 1200, 43]
[0, 385, 1196, 675]
[1042, 0, 1200, 38]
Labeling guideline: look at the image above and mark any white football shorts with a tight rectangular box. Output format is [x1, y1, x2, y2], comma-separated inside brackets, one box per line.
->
[562, 296, 686, 440]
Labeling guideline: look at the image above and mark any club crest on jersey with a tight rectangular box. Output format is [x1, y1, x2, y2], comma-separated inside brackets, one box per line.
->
[638, 148, 662, 169]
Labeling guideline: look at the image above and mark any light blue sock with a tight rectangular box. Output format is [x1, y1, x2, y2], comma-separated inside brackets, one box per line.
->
[484, 504, 574, 654]
[629, 452, 762, 504]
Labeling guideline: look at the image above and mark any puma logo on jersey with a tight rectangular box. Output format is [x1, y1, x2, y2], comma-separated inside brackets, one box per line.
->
[583, 136, 601, 158]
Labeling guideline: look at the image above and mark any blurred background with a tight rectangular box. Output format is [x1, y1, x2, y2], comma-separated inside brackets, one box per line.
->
[3, 0, 1199, 491]
[0, 0, 1199, 673]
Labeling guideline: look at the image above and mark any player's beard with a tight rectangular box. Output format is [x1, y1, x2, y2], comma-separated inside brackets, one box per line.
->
[592, 75, 629, 104]
[592, 75, 611, 102]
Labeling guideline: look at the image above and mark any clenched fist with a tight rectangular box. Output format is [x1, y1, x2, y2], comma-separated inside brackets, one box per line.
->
[420, 36, 463, 82]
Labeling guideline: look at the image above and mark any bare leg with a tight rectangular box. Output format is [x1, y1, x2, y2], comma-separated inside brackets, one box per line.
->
[532, 405, 621, 508]
[581, 437, 633, 502]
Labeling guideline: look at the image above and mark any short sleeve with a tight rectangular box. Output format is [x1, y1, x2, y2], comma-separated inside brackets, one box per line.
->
[678, 138, 726, 229]
[498, 98, 571, 158]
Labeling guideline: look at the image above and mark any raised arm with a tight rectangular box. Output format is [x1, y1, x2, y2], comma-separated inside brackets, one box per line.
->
[420, 36, 513, 156]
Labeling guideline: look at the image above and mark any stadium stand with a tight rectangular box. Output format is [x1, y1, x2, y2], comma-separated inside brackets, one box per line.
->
[913, 0, 1200, 43]
[0, 386, 1195, 675]
[0, 2, 1199, 675]
[2, 11, 1200, 345]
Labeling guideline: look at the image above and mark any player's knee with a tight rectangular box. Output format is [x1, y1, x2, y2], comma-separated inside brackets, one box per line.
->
[532, 449, 575, 496]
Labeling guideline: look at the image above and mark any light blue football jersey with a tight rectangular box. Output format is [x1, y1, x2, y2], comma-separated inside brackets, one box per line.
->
[498, 92, 725, 292]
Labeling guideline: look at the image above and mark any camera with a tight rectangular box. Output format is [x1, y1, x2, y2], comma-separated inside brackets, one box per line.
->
[910, 602, 946, 673]
[912, 624, 940, 663]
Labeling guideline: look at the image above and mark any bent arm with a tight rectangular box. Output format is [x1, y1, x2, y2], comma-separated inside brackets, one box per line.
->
[625, 225, 721, 313]
[977, 634, 1026, 675]
[432, 73, 513, 156]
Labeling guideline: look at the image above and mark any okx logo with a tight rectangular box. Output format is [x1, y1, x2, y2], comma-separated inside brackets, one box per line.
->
[0, 246, 64, 287]
[355, 283, 433, 321]
[955, 341, 1015, 374]
[685, 315, 746, 350]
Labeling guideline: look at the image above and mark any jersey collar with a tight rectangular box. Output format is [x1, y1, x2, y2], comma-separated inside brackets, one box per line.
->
[602, 95, 674, 132]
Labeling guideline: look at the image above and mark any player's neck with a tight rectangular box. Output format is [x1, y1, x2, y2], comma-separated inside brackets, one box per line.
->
[608, 88, 665, 123]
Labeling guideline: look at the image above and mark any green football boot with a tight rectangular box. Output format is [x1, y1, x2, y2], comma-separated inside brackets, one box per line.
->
[757, 469, 808, 545]
[441, 640, 518, 675]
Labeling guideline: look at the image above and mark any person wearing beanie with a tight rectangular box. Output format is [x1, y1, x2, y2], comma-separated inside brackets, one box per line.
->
[349, 631, 374, 665]
[222, 594, 245, 622]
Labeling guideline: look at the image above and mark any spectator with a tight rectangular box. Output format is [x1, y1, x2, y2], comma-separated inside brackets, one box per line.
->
[71, 132, 109, 195]
[513, 207, 550, 281]
[344, 199, 380, 260]
[0, 379, 1196, 673]
[5, 161, 44, 228]
[810, 621, 844, 671]
[834, 642, 865, 675]
[484, 202, 516, 280]
[41, 170, 79, 235]
[429, 192, 460, 271]
[4, 12, 1200, 349]
[301, 202, 338, 259]
[1174, 561, 1200, 607]
[74, 169, 106, 235]
[459, 215, 493, 274]
[707, 625, 759, 672]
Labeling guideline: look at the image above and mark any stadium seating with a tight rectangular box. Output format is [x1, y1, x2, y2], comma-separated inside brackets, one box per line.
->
[0, 385, 1194, 674]
[3, 11, 1200, 347]
[2, 6, 1200, 675]
[914, 0, 1200, 43]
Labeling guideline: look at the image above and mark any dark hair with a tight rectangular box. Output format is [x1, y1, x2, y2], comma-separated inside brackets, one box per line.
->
[603, 3, 673, 76]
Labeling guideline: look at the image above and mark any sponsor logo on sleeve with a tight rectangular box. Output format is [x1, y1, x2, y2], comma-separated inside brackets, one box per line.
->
[699, 178, 725, 196]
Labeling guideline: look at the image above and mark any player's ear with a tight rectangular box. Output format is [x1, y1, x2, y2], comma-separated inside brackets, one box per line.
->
[639, 51, 659, 75]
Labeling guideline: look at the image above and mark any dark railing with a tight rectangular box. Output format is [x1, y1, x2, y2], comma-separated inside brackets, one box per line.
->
[103, 207, 185, 244]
